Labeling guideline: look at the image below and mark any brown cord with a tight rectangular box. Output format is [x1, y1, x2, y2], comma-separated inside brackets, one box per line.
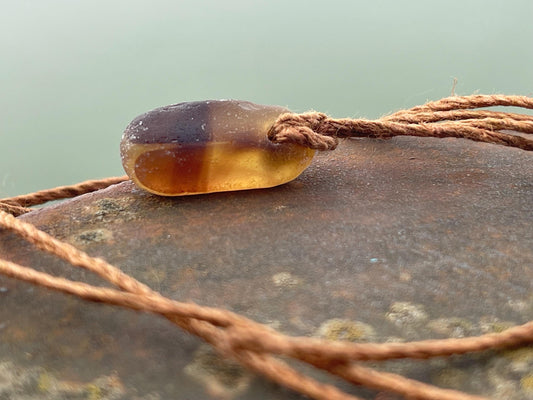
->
[268, 94, 533, 150]
[0, 176, 128, 208]
[0, 202, 32, 217]
[0, 211, 489, 400]
[1, 94, 532, 400]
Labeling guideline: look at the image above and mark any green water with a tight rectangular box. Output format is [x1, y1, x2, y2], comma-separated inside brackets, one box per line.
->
[1, 0, 532, 197]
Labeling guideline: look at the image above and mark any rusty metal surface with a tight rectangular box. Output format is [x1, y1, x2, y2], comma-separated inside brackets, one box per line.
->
[1, 137, 532, 399]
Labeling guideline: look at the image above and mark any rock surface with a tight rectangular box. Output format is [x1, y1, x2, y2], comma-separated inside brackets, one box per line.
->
[1, 137, 532, 399]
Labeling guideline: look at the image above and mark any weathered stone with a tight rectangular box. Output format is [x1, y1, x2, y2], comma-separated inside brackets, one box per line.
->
[1, 136, 532, 399]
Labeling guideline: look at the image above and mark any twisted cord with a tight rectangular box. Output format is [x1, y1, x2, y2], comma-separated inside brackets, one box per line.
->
[0, 218, 489, 400]
[268, 94, 533, 151]
[388, 94, 533, 114]
[0, 176, 128, 208]
[0, 202, 32, 217]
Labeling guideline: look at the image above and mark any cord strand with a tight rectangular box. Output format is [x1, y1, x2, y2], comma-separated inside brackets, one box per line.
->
[268, 94, 533, 151]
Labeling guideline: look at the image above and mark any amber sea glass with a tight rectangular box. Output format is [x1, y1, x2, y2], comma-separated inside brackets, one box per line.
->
[120, 100, 315, 196]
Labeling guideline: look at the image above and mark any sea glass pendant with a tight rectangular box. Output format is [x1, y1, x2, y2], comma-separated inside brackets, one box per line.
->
[120, 100, 315, 196]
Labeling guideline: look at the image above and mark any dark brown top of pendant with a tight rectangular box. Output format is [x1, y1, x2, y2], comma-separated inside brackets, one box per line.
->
[123, 101, 212, 145]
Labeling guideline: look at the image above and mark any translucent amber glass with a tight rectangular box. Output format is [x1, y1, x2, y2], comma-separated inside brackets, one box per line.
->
[120, 100, 315, 196]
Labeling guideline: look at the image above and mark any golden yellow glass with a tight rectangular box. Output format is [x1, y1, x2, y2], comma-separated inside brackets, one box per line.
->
[120, 100, 315, 196]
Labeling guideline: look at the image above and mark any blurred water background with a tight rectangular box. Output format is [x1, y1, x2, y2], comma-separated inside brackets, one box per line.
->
[1, 0, 532, 197]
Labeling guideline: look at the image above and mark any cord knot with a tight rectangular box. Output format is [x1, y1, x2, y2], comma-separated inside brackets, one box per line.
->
[268, 112, 339, 150]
